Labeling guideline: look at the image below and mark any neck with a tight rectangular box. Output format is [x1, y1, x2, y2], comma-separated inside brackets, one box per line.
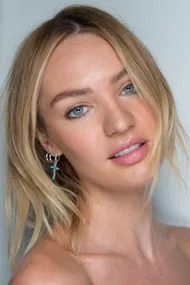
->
[79, 187, 167, 264]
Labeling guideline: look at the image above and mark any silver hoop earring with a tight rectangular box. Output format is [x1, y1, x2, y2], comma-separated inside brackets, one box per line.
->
[46, 151, 60, 181]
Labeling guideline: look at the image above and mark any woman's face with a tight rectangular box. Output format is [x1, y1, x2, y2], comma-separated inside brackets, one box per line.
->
[39, 33, 156, 194]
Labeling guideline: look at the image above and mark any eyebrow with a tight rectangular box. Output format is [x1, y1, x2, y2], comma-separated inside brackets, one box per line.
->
[50, 68, 127, 107]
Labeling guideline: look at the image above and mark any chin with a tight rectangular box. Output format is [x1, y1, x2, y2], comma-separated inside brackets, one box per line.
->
[108, 162, 155, 193]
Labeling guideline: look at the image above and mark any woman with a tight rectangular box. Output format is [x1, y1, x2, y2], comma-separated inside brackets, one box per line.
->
[6, 4, 190, 284]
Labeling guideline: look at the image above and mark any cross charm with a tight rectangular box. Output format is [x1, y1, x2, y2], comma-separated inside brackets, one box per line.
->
[50, 161, 59, 181]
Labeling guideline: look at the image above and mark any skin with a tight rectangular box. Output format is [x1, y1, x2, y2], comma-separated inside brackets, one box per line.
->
[9, 33, 190, 284]
[39, 32, 157, 260]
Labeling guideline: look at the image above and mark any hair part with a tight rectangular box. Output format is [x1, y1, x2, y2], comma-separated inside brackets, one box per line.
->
[4, 4, 189, 270]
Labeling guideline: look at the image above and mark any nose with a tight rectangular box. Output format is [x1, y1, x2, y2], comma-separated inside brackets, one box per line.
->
[102, 100, 135, 137]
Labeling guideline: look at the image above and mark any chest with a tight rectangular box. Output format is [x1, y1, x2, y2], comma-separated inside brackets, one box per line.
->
[81, 251, 190, 285]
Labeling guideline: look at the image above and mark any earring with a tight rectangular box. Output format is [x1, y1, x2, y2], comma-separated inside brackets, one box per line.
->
[46, 151, 60, 181]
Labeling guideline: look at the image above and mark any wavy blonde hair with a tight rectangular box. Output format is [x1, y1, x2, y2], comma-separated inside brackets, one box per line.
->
[4, 5, 189, 271]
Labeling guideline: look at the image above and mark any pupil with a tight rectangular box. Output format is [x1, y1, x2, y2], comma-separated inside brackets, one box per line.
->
[128, 84, 132, 90]
[125, 83, 133, 93]
[74, 107, 82, 115]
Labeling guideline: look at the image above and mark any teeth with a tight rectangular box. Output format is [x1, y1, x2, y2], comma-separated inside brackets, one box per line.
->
[114, 143, 142, 158]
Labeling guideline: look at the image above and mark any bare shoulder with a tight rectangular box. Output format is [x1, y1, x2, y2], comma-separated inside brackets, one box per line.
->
[8, 235, 92, 285]
[167, 224, 190, 258]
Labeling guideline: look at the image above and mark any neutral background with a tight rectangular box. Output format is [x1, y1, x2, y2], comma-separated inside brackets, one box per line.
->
[1, 0, 190, 283]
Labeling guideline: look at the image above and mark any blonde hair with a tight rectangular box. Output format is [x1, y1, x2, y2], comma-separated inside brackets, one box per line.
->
[4, 4, 189, 271]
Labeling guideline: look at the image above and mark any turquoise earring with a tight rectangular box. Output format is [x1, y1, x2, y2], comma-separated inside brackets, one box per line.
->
[46, 151, 60, 181]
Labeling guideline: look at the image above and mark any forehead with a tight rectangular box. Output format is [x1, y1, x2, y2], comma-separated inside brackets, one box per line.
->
[41, 33, 124, 95]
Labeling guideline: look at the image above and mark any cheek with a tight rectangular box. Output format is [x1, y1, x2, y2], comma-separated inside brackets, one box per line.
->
[52, 123, 100, 162]
[138, 103, 156, 131]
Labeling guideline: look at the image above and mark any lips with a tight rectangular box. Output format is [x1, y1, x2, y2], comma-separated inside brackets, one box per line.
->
[109, 138, 147, 159]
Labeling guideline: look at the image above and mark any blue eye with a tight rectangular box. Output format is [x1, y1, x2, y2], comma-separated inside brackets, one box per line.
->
[122, 82, 137, 95]
[66, 105, 88, 119]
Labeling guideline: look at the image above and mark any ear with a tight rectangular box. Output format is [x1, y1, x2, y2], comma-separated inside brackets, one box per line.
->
[36, 130, 62, 156]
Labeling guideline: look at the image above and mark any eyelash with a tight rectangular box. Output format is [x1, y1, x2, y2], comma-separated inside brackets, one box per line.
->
[65, 82, 137, 119]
